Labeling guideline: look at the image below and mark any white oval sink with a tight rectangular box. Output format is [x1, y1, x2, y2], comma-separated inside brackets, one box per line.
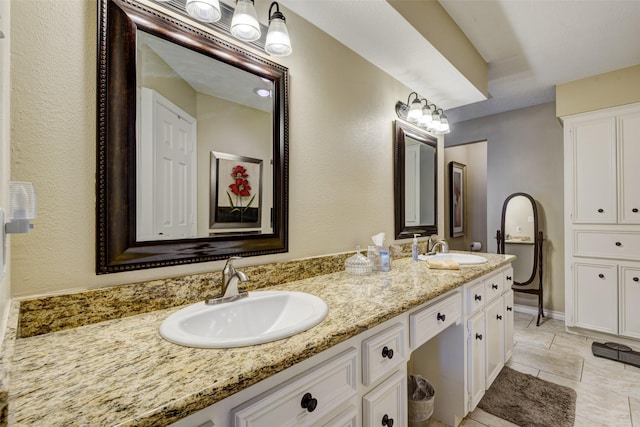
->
[159, 291, 328, 348]
[424, 253, 488, 265]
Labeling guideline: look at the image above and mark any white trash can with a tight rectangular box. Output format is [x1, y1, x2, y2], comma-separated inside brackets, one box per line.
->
[408, 374, 435, 427]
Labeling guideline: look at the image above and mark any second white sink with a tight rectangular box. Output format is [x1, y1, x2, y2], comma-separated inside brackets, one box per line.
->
[424, 253, 488, 265]
[159, 291, 328, 348]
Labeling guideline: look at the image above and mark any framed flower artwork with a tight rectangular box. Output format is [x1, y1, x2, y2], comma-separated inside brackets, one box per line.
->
[210, 151, 263, 229]
[449, 161, 465, 238]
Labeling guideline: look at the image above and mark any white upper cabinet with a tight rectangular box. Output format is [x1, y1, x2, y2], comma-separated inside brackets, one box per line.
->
[618, 111, 640, 224]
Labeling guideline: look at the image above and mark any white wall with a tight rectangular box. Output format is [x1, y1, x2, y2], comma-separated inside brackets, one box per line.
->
[446, 102, 564, 313]
[9, 0, 444, 297]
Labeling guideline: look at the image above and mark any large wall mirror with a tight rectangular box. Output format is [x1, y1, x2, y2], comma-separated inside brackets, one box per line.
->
[97, 0, 288, 273]
[394, 121, 438, 239]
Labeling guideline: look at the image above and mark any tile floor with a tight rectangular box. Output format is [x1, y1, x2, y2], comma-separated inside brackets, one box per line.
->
[457, 312, 640, 426]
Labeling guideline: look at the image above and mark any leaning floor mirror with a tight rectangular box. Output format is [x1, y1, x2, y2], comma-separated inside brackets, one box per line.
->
[496, 192, 545, 326]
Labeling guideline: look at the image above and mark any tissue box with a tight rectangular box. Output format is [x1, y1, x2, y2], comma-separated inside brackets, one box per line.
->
[368, 245, 391, 272]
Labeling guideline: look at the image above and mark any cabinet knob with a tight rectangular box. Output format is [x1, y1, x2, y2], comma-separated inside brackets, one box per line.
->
[633, 208, 639, 213]
[474, 294, 482, 301]
[616, 241, 622, 247]
[633, 277, 639, 282]
[492, 284, 498, 290]
[507, 306, 513, 312]
[382, 414, 394, 427]
[475, 333, 483, 340]
[599, 273, 605, 279]
[497, 314, 503, 320]
[506, 276, 512, 281]
[437, 312, 446, 322]
[598, 208, 604, 213]
[381, 346, 394, 359]
[300, 392, 318, 412]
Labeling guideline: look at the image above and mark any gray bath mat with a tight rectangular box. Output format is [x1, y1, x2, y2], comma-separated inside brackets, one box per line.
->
[478, 366, 576, 427]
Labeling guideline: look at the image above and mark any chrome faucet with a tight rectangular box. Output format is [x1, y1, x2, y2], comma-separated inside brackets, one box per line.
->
[429, 240, 449, 255]
[206, 257, 249, 305]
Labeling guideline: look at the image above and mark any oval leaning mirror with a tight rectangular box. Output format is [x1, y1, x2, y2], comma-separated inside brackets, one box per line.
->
[394, 121, 438, 239]
[496, 192, 545, 325]
[96, 0, 288, 273]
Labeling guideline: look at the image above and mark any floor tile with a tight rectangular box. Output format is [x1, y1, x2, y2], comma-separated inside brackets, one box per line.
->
[526, 317, 567, 334]
[504, 359, 539, 376]
[539, 371, 632, 426]
[581, 358, 640, 400]
[458, 418, 486, 427]
[552, 334, 623, 369]
[468, 408, 519, 427]
[513, 312, 533, 329]
[514, 326, 554, 349]
[510, 342, 583, 381]
[631, 397, 640, 427]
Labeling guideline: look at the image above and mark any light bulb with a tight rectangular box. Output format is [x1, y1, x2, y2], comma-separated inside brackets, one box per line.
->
[265, 16, 292, 56]
[407, 99, 423, 123]
[231, 0, 261, 42]
[185, 0, 222, 23]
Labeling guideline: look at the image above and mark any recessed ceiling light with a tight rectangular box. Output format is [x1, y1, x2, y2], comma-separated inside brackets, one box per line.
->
[254, 88, 271, 97]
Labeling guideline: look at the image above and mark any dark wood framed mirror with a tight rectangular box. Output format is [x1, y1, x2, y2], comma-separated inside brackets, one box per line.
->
[394, 120, 438, 240]
[496, 192, 544, 325]
[96, 0, 288, 274]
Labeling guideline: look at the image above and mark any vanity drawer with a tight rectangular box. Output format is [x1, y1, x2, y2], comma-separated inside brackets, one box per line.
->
[465, 279, 486, 315]
[232, 348, 357, 427]
[485, 272, 504, 303]
[410, 292, 462, 348]
[362, 323, 406, 386]
[575, 230, 640, 261]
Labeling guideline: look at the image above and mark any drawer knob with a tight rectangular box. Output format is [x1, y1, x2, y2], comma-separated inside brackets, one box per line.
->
[598, 208, 604, 213]
[633, 208, 639, 213]
[506, 276, 512, 281]
[497, 314, 503, 320]
[474, 294, 482, 301]
[301, 392, 318, 413]
[616, 241, 622, 247]
[492, 284, 498, 290]
[382, 414, 394, 427]
[507, 306, 513, 312]
[437, 312, 446, 322]
[599, 273, 605, 279]
[475, 333, 483, 340]
[381, 346, 394, 359]
[633, 277, 639, 282]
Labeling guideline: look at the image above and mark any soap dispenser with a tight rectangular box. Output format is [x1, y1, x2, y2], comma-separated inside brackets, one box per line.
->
[412, 234, 420, 261]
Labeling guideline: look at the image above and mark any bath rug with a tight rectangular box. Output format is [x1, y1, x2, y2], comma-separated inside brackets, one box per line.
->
[478, 366, 576, 427]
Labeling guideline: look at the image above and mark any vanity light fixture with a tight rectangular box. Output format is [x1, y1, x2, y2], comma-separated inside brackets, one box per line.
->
[231, 0, 261, 42]
[265, 2, 292, 56]
[395, 93, 451, 135]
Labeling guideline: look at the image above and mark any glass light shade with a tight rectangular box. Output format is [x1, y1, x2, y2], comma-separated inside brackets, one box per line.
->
[185, 0, 222, 23]
[231, 0, 261, 42]
[418, 105, 433, 127]
[265, 17, 292, 56]
[440, 115, 451, 134]
[407, 99, 423, 123]
[430, 113, 441, 131]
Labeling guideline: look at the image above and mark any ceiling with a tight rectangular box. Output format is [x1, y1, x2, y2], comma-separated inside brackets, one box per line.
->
[281, 0, 640, 124]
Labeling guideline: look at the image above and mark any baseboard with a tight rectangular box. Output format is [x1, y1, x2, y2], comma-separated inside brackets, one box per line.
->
[513, 304, 565, 322]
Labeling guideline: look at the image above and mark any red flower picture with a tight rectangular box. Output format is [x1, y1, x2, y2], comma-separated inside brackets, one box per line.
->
[226, 165, 256, 220]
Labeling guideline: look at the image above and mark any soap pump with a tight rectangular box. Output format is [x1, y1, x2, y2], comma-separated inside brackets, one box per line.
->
[412, 234, 420, 261]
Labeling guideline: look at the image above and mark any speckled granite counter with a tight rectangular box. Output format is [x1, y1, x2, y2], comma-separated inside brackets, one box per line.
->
[8, 253, 513, 426]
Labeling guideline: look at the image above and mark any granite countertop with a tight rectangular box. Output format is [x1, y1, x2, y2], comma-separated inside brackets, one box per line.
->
[8, 253, 513, 426]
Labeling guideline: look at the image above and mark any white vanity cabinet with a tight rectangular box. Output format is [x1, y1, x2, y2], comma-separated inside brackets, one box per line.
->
[563, 102, 640, 340]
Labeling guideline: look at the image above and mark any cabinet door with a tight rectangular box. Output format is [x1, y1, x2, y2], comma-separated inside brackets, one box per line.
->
[620, 266, 640, 339]
[574, 262, 618, 334]
[467, 311, 485, 410]
[618, 112, 640, 224]
[503, 290, 514, 362]
[362, 371, 406, 427]
[572, 117, 617, 223]
[484, 297, 505, 388]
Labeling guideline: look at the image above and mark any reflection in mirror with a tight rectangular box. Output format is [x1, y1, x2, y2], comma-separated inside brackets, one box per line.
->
[394, 121, 438, 239]
[497, 192, 545, 325]
[96, 0, 288, 273]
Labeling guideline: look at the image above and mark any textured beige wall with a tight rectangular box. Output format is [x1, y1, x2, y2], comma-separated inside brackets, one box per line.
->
[10, 0, 443, 297]
[556, 64, 640, 117]
[0, 0, 11, 334]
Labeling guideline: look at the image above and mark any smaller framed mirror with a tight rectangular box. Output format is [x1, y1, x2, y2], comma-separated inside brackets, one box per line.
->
[496, 192, 545, 325]
[394, 121, 438, 239]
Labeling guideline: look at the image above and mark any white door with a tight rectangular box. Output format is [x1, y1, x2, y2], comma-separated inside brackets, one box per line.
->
[138, 88, 197, 241]
[468, 311, 485, 410]
[619, 266, 640, 339]
[485, 297, 505, 388]
[574, 261, 618, 334]
[503, 290, 514, 362]
[572, 117, 617, 223]
[618, 112, 640, 224]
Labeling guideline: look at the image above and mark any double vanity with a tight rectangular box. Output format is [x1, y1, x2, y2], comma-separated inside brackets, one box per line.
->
[8, 252, 514, 426]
